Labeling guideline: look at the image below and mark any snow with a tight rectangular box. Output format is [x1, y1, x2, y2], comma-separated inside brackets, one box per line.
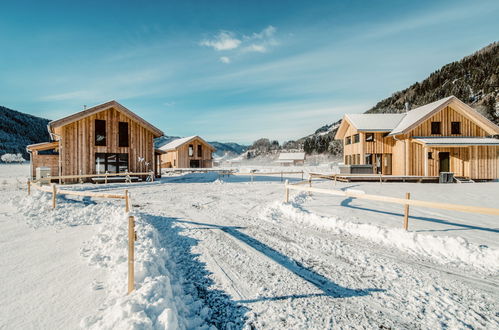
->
[345, 113, 406, 131]
[158, 136, 198, 151]
[1, 163, 498, 329]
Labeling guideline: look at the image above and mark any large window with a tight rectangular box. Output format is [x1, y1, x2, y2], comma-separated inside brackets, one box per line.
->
[188, 144, 194, 157]
[95, 153, 128, 174]
[431, 121, 441, 134]
[119, 122, 129, 147]
[95, 120, 106, 146]
[365, 153, 373, 165]
[197, 145, 202, 157]
[365, 133, 374, 142]
[353, 134, 360, 143]
[345, 136, 351, 145]
[451, 122, 461, 134]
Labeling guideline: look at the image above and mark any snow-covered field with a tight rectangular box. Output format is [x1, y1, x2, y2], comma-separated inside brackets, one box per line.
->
[1, 164, 498, 329]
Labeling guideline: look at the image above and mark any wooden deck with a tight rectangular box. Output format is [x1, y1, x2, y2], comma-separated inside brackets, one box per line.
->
[309, 173, 440, 183]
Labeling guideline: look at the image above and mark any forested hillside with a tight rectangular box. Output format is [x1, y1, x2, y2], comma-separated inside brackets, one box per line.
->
[0, 105, 50, 160]
[296, 42, 499, 155]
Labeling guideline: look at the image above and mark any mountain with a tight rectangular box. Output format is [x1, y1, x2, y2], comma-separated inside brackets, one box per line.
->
[297, 41, 499, 155]
[154, 136, 247, 158]
[0, 105, 50, 160]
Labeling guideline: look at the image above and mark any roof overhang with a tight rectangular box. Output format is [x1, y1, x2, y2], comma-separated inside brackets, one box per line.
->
[26, 141, 59, 152]
[48, 100, 164, 137]
[412, 137, 499, 147]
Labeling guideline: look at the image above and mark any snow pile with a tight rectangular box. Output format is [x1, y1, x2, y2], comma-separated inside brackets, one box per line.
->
[262, 194, 499, 273]
[17, 191, 211, 329]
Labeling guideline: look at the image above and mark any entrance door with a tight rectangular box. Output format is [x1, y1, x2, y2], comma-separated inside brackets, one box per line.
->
[190, 160, 201, 168]
[383, 154, 392, 175]
[439, 152, 450, 172]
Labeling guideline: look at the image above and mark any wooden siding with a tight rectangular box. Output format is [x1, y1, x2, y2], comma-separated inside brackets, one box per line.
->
[52, 106, 155, 181]
[31, 154, 58, 178]
[161, 137, 213, 168]
[408, 105, 488, 137]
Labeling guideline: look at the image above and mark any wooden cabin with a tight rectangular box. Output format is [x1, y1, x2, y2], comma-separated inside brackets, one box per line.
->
[334, 96, 499, 180]
[159, 136, 215, 168]
[27, 100, 164, 182]
[276, 152, 306, 166]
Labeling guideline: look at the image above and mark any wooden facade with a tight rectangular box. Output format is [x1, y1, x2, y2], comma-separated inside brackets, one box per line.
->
[160, 136, 215, 168]
[27, 101, 164, 182]
[335, 96, 499, 180]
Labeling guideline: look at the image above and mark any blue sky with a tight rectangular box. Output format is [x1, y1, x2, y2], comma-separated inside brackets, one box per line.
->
[1, 0, 498, 144]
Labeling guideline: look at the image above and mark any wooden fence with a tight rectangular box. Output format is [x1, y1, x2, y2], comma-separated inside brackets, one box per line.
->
[220, 170, 304, 182]
[284, 179, 499, 230]
[34, 171, 155, 184]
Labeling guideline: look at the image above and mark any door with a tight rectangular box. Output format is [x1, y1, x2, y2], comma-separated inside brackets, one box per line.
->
[439, 152, 450, 172]
[383, 154, 392, 175]
[189, 160, 200, 168]
[375, 154, 382, 174]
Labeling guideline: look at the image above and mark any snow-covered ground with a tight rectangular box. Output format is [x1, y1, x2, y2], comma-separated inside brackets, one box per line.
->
[1, 164, 498, 329]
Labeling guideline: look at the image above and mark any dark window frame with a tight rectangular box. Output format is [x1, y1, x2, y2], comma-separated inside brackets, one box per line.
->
[365, 133, 374, 142]
[345, 136, 351, 145]
[95, 153, 128, 174]
[428, 152, 433, 159]
[118, 122, 129, 147]
[95, 119, 107, 146]
[353, 134, 360, 143]
[188, 144, 194, 157]
[431, 121, 441, 135]
[451, 122, 461, 135]
[197, 144, 202, 157]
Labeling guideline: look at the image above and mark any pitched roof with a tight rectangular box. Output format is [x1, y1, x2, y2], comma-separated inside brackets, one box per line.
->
[158, 135, 215, 152]
[345, 113, 406, 131]
[278, 152, 306, 160]
[413, 137, 499, 146]
[48, 100, 164, 137]
[389, 96, 455, 135]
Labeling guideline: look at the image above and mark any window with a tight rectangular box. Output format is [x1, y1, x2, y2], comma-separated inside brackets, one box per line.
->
[95, 120, 106, 146]
[365, 133, 374, 142]
[197, 145, 202, 157]
[188, 144, 194, 157]
[95, 153, 128, 174]
[365, 153, 373, 165]
[353, 134, 360, 143]
[451, 122, 461, 134]
[428, 152, 433, 159]
[119, 122, 129, 147]
[431, 121, 441, 134]
[345, 136, 351, 145]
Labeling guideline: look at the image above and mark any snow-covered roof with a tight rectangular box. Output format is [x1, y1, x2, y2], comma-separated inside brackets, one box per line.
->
[389, 96, 455, 135]
[414, 137, 499, 146]
[275, 159, 294, 163]
[278, 152, 306, 160]
[345, 113, 406, 131]
[159, 136, 215, 152]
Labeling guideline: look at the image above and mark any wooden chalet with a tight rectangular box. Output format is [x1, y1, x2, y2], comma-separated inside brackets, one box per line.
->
[276, 152, 306, 166]
[27, 101, 164, 182]
[335, 96, 499, 180]
[159, 136, 215, 168]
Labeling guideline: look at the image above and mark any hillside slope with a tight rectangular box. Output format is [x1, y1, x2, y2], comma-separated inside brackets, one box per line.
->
[298, 42, 499, 155]
[0, 106, 50, 160]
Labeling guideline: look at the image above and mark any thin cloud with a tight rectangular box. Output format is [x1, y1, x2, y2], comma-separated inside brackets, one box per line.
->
[219, 56, 231, 63]
[200, 31, 241, 51]
[243, 44, 267, 53]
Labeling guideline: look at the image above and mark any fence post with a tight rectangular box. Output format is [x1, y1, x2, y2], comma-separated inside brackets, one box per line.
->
[128, 215, 135, 294]
[285, 180, 289, 202]
[379, 173, 382, 184]
[105, 172, 108, 185]
[301, 171, 304, 180]
[403, 192, 411, 230]
[281, 171, 283, 182]
[251, 173, 254, 183]
[125, 189, 130, 213]
[27, 180, 31, 195]
[51, 183, 57, 209]
[150, 171, 154, 182]
[334, 174, 337, 186]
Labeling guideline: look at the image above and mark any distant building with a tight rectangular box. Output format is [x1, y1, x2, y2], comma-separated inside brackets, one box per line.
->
[26, 100, 164, 182]
[159, 136, 215, 168]
[276, 152, 306, 166]
[334, 96, 499, 179]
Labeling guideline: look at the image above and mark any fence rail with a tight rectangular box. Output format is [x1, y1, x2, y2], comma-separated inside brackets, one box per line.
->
[284, 180, 499, 229]
[33, 171, 155, 184]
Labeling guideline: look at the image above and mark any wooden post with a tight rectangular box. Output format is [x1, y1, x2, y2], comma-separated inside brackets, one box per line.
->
[403, 192, 410, 230]
[281, 171, 283, 182]
[285, 180, 289, 202]
[334, 174, 337, 186]
[51, 183, 57, 209]
[128, 215, 135, 294]
[379, 173, 382, 184]
[125, 189, 130, 213]
[27, 180, 31, 195]
[251, 173, 254, 183]
[105, 172, 108, 185]
[308, 175, 312, 196]
[150, 171, 154, 182]
[301, 171, 304, 180]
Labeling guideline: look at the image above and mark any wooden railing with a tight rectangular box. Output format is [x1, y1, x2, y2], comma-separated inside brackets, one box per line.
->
[284, 179, 499, 230]
[34, 171, 155, 184]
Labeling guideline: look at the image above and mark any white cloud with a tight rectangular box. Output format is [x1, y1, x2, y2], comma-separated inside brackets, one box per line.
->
[243, 44, 267, 53]
[219, 56, 231, 64]
[246, 25, 276, 40]
[200, 31, 241, 51]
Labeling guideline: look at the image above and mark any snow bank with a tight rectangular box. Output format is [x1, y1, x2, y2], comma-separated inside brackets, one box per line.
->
[16, 191, 211, 329]
[262, 193, 499, 273]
